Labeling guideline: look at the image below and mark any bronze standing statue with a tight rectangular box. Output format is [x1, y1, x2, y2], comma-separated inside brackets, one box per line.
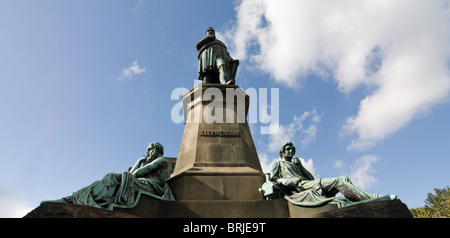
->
[196, 27, 239, 85]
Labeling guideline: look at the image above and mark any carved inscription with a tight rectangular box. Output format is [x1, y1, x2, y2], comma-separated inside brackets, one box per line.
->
[200, 130, 240, 137]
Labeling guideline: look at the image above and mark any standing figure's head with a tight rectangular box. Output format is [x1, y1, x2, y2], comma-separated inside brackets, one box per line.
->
[147, 142, 164, 160]
[279, 142, 296, 161]
[206, 27, 216, 37]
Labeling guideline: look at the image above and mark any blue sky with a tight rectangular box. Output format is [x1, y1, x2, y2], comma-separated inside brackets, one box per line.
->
[1, 0, 450, 217]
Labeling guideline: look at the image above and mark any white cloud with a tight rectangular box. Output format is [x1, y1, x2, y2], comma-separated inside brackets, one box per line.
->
[118, 60, 146, 80]
[132, 0, 144, 13]
[333, 160, 344, 169]
[0, 192, 34, 218]
[345, 45, 450, 150]
[258, 109, 320, 177]
[299, 157, 316, 178]
[349, 155, 380, 189]
[225, 0, 450, 150]
[266, 109, 322, 152]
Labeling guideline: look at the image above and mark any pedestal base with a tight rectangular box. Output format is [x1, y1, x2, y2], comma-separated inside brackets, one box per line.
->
[168, 167, 265, 200]
[25, 195, 413, 218]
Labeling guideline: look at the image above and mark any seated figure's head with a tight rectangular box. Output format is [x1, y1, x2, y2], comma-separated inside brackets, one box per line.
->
[147, 142, 164, 157]
[279, 142, 296, 160]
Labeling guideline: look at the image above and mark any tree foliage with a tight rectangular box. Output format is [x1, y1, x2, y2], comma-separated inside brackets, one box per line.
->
[410, 186, 450, 218]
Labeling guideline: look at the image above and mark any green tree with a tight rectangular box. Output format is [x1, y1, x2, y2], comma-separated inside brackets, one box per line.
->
[410, 186, 450, 218]
[410, 206, 430, 218]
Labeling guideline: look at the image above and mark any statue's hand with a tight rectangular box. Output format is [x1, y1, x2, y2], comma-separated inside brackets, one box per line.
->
[138, 157, 147, 163]
[288, 177, 301, 187]
[278, 177, 301, 188]
[133, 157, 147, 168]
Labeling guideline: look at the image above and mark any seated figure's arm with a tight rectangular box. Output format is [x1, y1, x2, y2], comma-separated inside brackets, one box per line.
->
[129, 156, 146, 174]
[276, 177, 301, 188]
[132, 157, 167, 178]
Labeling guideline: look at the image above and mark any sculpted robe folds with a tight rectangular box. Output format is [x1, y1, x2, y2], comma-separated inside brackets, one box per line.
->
[269, 160, 354, 208]
[197, 38, 231, 72]
[268, 159, 395, 208]
[63, 157, 175, 210]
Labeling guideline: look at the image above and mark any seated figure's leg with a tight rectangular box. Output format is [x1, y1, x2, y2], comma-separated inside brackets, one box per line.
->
[320, 176, 378, 202]
[43, 172, 122, 207]
[88, 173, 122, 205]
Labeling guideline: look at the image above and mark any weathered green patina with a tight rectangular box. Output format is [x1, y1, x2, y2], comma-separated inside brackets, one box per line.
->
[196, 27, 239, 85]
[259, 142, 396, 208]
[43, 142, 174, 210]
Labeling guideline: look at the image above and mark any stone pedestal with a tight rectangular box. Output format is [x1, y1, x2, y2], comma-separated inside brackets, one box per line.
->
[23, 83, 414, 219]
[25, 196, 413, 218]
[167, 83, 265, 201]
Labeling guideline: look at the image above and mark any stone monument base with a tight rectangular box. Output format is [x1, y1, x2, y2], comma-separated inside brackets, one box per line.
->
[23, 202, 140, 218]
[24, 195, 413, 218]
